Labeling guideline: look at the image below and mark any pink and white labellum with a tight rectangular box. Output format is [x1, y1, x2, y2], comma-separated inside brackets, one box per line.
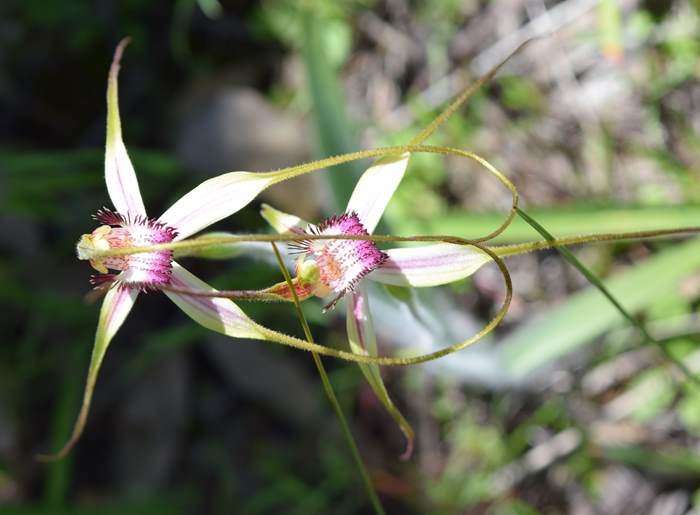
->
[290, 212, 388, 310]
[77, 208, 177, 290]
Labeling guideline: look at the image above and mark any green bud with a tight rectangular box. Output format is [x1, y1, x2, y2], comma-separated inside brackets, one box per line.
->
[297, 259, 321, 285]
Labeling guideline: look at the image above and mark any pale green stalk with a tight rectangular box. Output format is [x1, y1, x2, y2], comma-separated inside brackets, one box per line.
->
[490, 226, 700, 258]
[409, 39, 536, 146]
[97, 226, 700, 259]
[270, 243, 386, 515]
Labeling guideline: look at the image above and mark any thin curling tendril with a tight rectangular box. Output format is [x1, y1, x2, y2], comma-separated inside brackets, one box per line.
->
[91, 248, 514, 365]
[154, 241, 513, 366]
[93, 145, 519, 365]
[97, 143, 518, 258]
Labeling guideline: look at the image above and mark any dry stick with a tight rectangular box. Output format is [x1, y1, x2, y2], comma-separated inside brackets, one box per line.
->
[270, 242, 387, 515]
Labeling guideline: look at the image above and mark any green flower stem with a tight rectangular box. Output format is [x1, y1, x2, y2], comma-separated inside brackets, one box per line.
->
[98, 226, 700, 259]
[515, 208, 700, 388]
[159, 284, 284, 302]
[96, 225, 700, 368]
[490, 226, 700, 258]
[409, 38, 535, 146]
[270, 243, 387, 515]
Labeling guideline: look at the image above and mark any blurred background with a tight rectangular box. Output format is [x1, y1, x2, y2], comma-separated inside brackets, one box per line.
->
[2, 0, 700, 513]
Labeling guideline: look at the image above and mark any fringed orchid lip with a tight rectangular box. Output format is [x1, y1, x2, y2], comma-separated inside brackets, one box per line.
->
[76, 208, 177, 290]
[291, 211, 388, 310]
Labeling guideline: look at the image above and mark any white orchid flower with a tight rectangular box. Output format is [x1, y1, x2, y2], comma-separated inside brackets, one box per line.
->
[261, 148, 500, 457]
[43, 39, 319, 459]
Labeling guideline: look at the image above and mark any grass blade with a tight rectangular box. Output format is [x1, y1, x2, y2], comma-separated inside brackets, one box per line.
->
[300, 9, 362, 209]
[500, 208, 700, 382]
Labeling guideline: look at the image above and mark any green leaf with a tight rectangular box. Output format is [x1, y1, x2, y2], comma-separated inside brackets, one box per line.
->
[500, 236, 700, 378]
[603, 444, 700, 478]
[679, 379, 700, 435]
[300, 8, 362, 209]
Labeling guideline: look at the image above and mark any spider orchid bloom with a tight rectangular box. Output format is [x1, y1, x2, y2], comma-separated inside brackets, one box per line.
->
[261, 154, 494, 458]
[262, 155, 493, 307]
[42, 39, 316, 460]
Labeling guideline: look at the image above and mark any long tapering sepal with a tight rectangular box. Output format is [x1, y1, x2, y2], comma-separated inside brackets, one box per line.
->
[104, 38, 147, 217]
[38, 286, 139, 461]
[163, 262, 268, 339]
[347, 287, 415, 459]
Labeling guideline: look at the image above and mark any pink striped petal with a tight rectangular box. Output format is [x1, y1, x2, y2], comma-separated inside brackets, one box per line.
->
[345, 153, 410, 233]
[346, 288, 379, 358]
[42, 286, 139, 460]
[159, 173, 279, 241]
[346, 287, 414, 459]
[105, 38, 146, 217]
[260, 203, 308, 234]
[164, 261, 266, 338]
[368, 243, 492, 287]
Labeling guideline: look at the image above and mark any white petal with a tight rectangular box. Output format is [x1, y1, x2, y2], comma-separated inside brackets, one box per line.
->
[42, 286, 139, 459]
[164, 261, 266, 339]
[347, 288, 379, 358]
[104, 39, 146, 217]
[369, 243, 492, 287]
[345, 153, 410, 233]
[346, 288, 383, 390]
[346, 287, 414, 459]
[260, 203, 309, 234]
[159, 172, 279, 241]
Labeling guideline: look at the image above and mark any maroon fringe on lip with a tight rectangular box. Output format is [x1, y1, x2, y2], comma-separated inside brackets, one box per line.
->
[288, 211, 388, 310]
[90, 273, 172, 293]
[90, 273, 117, 287]
[93, 207, 179, 240]
[87, 207, 178, 291]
